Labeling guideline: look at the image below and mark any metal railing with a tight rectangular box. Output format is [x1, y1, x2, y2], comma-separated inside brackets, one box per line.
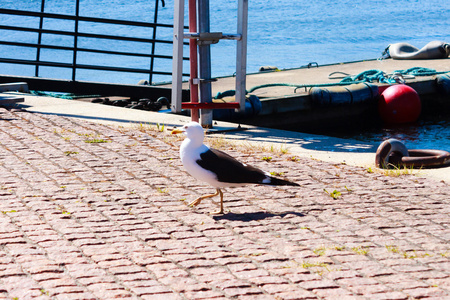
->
[0, 0, 189, 84]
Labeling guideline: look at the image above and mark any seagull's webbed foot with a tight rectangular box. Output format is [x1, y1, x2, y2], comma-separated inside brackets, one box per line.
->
[209, 189, 224, 215]
[188, 189, 221, 208]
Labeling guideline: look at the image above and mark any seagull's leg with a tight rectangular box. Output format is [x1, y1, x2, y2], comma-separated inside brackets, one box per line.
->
[188, 189, 220, 207]
[210, 189, 224, 215]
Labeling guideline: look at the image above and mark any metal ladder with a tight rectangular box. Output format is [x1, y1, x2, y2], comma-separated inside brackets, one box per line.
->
[171, 0, 248, 128]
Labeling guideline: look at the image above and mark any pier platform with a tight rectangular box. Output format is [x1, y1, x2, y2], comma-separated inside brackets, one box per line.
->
[163, 58, 450, 129]
[210, 58, 450, 100]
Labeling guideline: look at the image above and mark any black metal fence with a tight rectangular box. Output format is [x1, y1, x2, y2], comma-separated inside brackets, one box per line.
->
[0, 0, 189, 84]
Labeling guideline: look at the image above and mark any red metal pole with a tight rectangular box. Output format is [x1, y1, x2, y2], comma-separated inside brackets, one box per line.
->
[188, 0, 199, 122]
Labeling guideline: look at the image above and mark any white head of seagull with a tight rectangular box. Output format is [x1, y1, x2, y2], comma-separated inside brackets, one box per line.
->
[177, 122, 205, 147]
[172, 121, 299, 214]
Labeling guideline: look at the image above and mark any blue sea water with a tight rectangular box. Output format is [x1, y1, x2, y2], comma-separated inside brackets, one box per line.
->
[1, 0, 449, 82]
[311, 114, 450, 152]
[1, 0, 450, 150]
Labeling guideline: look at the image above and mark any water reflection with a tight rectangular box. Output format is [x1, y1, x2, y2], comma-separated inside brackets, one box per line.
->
[314, 114, 450, 151]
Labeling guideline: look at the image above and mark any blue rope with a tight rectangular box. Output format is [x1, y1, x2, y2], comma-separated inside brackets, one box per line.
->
[393, 67, 448, 77]
[340, 69, 395, 84]
[31, 91, 102, 99]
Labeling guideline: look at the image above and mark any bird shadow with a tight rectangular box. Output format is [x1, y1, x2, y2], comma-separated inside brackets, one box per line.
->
[212, 211, 305, 222]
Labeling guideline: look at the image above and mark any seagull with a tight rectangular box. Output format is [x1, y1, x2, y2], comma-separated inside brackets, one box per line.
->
[171, 122, 299, 214]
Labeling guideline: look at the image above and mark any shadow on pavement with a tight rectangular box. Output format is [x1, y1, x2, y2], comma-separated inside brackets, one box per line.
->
[213, 211, 305, 221]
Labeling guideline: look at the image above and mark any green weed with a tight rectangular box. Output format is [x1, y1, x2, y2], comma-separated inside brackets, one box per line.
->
[313, 246, 327, 256]
[270, 171, 284, 176]
[382, 165, 415, 177]
[301, 260, 329, 269]
[334, 245, 346, 251]
[287, 156, 300, 162]
[156, 123, 165, 132]
[351, 245, 370, 255]
[157, 187, 168, 194]
[64, 151, 79, 156]
[386, 245, 432, 259]
[280, 144, 289, 154]
[78, 133, 95, 137]
[84, 139, 110, 143]
[386, 245, 400, 254]
[40, 289, 49, 295]
[324, 189, 341, 199]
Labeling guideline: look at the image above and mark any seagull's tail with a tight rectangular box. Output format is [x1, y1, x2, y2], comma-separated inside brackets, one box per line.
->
[266, 176, 300, 186]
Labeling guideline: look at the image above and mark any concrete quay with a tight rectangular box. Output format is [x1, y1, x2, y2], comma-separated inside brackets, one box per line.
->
[9, 92, 450, 183]
[0, 95, 448, 299]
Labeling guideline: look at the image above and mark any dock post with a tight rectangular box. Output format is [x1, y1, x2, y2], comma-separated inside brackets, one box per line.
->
[173, 0, 248, 127]
[171, 0, 184, 113]
[197, 0, 213, 128]
[236, 0, 248, 113]
[188, 0, 199, 122]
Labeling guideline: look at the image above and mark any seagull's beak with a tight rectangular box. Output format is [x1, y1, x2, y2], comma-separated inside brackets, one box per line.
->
[171, 128, 185, 135]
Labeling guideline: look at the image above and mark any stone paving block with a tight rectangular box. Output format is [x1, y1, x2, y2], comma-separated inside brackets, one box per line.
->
[45, 285, 90, 296]
[234, 268, 271, 280]
[312, 287, 355, 298]
[426, 277, 450, 291]
[54, 292, 97, 300]
[140, 293, 183, 300]
[77, 275, 117, 286]
[364, 292, 409, 300]
[248, 275, 289, 286]
[32, 272, 64, 282]
[1, 275, 45, 298]
[273, 290, 318, 299]
[347, 284, 395, 295]
[193, 271, 236, 284]
[261, 283, 299, 294]
[222, 286, 264, 297]
[299, 279, 340, 290]
[403, 287, 449, 298]
[128, 284, 173, 295]
[409, 270, 450, 281]
[115, 271, 155, 283]
[284, 272, 323, 283]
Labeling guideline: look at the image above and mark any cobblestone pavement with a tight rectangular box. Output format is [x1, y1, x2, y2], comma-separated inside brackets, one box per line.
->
[0, 107, 449, 300]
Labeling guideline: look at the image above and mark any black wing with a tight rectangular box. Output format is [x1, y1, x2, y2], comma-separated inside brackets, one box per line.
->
[197, 148, 268, 184]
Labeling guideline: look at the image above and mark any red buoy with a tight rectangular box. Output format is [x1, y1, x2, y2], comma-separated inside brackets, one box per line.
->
[378, 84, 421, 124]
